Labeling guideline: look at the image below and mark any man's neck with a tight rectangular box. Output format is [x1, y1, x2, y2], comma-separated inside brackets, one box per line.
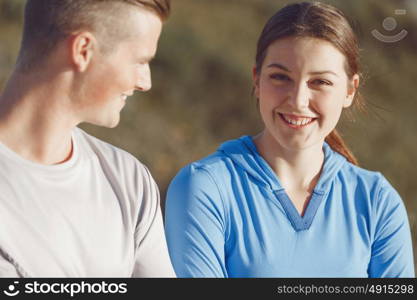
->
[0, 70, 78, 165]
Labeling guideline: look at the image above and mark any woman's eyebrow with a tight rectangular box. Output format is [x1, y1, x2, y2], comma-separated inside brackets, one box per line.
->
[308, 70, 339, 77]
[267, 63, 339, 77]
[267, 63, 291, 72]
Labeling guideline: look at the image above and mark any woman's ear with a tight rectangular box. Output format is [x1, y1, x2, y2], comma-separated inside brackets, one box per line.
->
[70, 32, 97, 72]
[344, 74, 360, 108]
[252, 66, 260, 99]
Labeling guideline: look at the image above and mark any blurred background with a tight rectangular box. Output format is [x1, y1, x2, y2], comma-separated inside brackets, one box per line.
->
[1, 0, 416, 274]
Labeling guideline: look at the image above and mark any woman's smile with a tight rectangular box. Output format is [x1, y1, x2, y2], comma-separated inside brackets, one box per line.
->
[278, 112, 318, 129]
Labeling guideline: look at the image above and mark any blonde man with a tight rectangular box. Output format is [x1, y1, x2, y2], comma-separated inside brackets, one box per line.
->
[0, 0, 175, 277]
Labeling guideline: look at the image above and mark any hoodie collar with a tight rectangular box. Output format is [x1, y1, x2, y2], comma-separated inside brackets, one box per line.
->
[218, 136, 347, 194]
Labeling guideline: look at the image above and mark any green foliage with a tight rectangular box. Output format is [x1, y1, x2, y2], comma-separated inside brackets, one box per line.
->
[1, 0, 416, 272]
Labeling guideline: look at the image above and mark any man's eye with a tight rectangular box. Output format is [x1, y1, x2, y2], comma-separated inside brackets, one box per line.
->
[270, 73, 291, 81]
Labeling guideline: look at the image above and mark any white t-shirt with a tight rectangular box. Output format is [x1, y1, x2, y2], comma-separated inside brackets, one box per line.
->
[0, 127, 175, 277]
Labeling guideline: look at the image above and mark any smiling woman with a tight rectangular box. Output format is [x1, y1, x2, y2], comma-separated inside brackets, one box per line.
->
[254, 37, 359, 157]
[164, 1, 415, 278]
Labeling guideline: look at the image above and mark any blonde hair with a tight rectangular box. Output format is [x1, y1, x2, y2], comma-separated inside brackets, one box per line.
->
[17, 0, 170, 71]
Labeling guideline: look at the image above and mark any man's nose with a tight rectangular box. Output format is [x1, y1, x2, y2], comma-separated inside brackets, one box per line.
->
[135, 64, 152, 92]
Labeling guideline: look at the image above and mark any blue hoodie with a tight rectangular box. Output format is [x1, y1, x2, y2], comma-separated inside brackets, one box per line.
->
[165, 136, 415, 277]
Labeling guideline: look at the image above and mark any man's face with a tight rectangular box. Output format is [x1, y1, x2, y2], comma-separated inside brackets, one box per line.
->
[77, 8, 162, 128]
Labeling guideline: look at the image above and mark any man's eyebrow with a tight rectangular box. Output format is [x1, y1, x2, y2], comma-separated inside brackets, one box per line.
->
[267, 63, 339, 77]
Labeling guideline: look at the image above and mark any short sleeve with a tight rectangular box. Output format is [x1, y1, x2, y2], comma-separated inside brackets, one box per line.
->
[132, 166, 176, 277]
[165, 165, 228, 278]
[368, 177, 415, 277]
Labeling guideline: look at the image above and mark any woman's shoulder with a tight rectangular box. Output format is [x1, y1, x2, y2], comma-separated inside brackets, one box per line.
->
[166, 151, 234, 214]
[340, 162, 402, 205]
[174, 151, 235, 185]
[178, 136, 251, 177]
[342, 162, 385, 184]
[342, 162, 383, 181]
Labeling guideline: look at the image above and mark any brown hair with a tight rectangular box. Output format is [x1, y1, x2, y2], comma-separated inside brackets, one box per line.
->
[17, 0, 170, 71]
[255, 2, 363, 165]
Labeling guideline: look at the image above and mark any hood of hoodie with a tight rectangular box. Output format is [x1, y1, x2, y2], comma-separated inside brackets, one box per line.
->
[217, 136, 347, 194]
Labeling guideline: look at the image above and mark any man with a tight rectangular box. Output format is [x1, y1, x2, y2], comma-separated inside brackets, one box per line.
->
[0, 0, 175, 277]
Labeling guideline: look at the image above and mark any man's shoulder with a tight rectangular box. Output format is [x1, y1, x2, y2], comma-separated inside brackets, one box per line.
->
[75, 127, 135, 159]
[74, 127, 149, 176]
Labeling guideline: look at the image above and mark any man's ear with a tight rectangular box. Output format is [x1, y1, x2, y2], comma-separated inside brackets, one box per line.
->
[344, 74, 360, 108]
[70, 32, 97, 72]
[252, 66, 260, 99]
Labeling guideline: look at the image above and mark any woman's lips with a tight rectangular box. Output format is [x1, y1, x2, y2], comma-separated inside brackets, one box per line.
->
[278, 113, 317, 128]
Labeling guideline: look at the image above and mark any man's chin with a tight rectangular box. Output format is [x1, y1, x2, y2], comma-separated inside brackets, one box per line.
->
[105, 122, 119, 129]
[86, 116, 120, 129]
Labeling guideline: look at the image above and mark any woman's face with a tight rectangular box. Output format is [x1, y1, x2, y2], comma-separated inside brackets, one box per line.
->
[254, 37, 359, 150]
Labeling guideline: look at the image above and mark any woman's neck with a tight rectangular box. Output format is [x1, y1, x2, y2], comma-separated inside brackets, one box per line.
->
[253, 130, 325, 192]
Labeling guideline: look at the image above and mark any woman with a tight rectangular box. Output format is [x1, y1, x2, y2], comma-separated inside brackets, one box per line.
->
[164, 2, 414, 277]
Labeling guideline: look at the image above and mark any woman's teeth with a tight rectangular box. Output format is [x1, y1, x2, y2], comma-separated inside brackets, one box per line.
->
[280, 113, 315, 126]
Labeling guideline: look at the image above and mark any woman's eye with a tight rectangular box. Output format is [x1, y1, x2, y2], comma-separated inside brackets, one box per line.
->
[311, 79, 332, 86]
[270, 73, 291, 81]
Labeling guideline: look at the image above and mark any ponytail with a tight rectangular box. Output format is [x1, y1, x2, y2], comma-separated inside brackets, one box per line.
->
[325, 129, 358, 165]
